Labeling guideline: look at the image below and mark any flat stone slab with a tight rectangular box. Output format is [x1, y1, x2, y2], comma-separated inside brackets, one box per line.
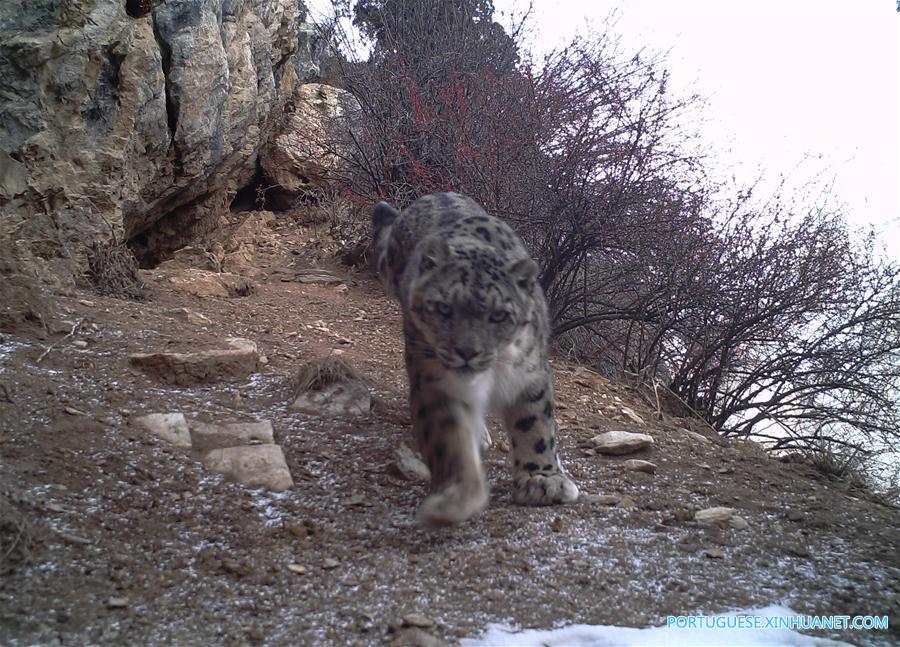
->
[290, 380, 371, 417]
[202, 445, 293, 492]
[190, 420, 274, 452]
[591, 430, 654, 455]
[129, 337, 261, 385]
[132, 412, 192, 448]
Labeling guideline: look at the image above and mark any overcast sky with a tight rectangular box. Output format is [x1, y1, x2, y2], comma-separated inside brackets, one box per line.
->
[494, 0, 900, 258]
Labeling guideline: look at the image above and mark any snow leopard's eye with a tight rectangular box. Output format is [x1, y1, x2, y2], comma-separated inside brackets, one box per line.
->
[434, 301, 453, 318]
[489, 310, 510, 324]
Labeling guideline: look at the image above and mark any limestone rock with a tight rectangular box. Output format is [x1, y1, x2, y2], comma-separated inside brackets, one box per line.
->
[191, 420, 275, 452]
[129, 338, 262, 385]
[291, 380, 371, 417]
[391, 444, 431, 482]
[694, 507, 736, 525]
[202, 445, 293, 492]
[591, 431, 654, 455]
[218, 211, 276, 277]
[259, 83, 359, 207]
[0, 0, 324, 271]
[132, 412, 192, 448]
[622, 459, 657, 473]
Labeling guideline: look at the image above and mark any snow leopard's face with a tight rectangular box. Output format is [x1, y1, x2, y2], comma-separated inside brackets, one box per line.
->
[408, 238, 538, 372]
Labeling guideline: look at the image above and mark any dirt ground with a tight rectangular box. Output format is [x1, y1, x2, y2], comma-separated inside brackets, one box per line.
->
[1, 211, 898, 646]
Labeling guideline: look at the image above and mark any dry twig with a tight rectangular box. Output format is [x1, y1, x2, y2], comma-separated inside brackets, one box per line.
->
[36, 317, 84, 364]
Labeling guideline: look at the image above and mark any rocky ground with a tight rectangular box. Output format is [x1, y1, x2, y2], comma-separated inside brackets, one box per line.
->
[1, 210, 898, 646]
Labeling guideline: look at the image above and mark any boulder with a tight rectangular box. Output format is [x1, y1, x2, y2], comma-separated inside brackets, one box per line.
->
[591, 430, 654, 455]
[129, 337, 262, 385]
[202, 444, 293, 492]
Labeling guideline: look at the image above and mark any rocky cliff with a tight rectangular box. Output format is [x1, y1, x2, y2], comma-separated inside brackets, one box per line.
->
[0, 0, 324, 270]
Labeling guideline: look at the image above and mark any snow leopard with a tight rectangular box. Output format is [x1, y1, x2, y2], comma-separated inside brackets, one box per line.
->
[372, 192, 579, 525]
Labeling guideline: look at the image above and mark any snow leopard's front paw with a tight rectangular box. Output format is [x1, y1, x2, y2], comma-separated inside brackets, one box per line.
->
[417, 479, 488, 526]
[512, 470, 579, 506]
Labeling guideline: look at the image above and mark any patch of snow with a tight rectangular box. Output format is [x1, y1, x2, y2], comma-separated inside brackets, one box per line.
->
[462, 606, 850, 646]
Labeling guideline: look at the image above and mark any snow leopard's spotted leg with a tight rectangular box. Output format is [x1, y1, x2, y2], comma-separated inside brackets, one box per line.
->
[503, 377, 579, 506]
[407, 368, 488, 526]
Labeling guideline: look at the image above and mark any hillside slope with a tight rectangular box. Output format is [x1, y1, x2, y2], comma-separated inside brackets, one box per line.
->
[1, 211, 897, 646]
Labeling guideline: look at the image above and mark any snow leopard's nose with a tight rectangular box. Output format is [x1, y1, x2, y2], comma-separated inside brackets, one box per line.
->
[455, 347, 479, 362]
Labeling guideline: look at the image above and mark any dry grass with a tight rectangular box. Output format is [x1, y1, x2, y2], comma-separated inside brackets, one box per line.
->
[292, 355, 362, 396]
[85, 239, 146, 300]
[802, 440, 899, 507]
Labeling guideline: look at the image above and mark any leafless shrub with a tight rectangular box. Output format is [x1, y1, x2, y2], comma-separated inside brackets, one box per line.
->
[794, 437, 898, 506]
[315, 0, 900, 474]
[292, 355, 362, 396]
[86, 239, 146, 300]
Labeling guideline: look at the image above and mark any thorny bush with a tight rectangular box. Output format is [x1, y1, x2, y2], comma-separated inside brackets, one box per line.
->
[314, 0, 900, 497]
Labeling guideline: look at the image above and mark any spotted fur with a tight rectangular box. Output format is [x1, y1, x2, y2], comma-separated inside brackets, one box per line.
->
[373, 193, 579, 525]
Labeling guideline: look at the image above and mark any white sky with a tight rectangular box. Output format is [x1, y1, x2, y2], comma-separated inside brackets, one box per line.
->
[495, 0, 900, 259]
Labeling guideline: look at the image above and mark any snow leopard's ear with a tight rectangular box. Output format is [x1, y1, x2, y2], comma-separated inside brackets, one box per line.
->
[508, 258, 540, 292]
[419, 236, 450, 273]
[372, 201, 399, 232]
